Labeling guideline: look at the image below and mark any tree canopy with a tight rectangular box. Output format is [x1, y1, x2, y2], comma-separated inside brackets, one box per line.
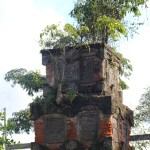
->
[70, 0, 148, 43]
[0, 111, 15, 150]
[135, 87, 150, 128]
[132, 87, 150, 149]
[4, 68, 45, 96]
[7, 109, 33, 135]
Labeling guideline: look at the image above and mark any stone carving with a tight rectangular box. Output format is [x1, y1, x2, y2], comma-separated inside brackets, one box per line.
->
[65, 62, 79, 81]
[44, 116, 66, 143]
[80, 57, 94, 83]
[78, 112, 99, 141]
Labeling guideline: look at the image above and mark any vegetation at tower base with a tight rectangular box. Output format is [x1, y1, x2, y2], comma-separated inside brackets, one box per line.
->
[131, 87, 150, 149]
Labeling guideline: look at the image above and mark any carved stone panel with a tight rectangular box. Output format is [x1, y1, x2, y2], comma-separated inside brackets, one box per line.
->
[78, 112, 99, 141]
[80, 57, 94, 84]
[44, 115, 66, 143]
[65, 61, 79, 81]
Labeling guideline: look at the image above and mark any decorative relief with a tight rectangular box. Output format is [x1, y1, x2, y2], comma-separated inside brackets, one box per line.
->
[44, 116, 66, 143]
[80, 57, 94, 83]
[78, 112, 99, 141]
[65, 61, 79, 81]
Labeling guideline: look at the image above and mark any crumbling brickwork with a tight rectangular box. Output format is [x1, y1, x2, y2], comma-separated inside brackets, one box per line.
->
[31, 43, 133, 150]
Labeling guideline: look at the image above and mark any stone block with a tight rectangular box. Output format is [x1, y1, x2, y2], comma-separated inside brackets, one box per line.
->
[78, 108, 99, 141]
[44, 115, 66, 143]
[34, 119, 44, 144]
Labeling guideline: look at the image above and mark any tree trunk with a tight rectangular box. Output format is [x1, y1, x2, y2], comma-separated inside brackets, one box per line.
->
[56, 48, 66, 105]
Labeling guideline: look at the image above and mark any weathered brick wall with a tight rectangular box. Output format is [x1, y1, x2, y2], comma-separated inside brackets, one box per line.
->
[34, 113, 132, 150]
[66, 118, 77, 140]
[42, 43, 122, 97]
[99, 117, 113, 138]
[32, 44, 134, 150]
[34, 118, 44, 144]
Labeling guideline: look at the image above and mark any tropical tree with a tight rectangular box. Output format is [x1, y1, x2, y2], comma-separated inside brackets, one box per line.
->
[135, 87, 150, 125]
[4, 68, 44, 134]
[0, 111, 15, 150]
[7, 109, 33, 135]
[39, 23, 89, 104]
[4, 68, 45, 96]
[39, 0, 148, 96]
[70, 0, 148, 43]
[132, 87, 150, 149]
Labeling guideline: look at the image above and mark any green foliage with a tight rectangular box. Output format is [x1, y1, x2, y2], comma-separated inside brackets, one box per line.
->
[132, 87, 150, 149]
[135, 87, 150, 124]
[70, 0, 148, 43]
[0, 111, 15, 149]
[109, 49, 132, 90]
[97, 15, 126, 41]
[119, 79, 129, 90]
[66, 90, 77, 103]
[0, 138, 15, 150]
[118, 53, 133, 79]
[7, 109, 33, 134]
[39, 23, 93, 50]
[43, 90, 56, 113]
[39, 23, 78, 49]
[5, 68, 45, 96]
[32, 95, 42, 103]
[116, 52, 133, 90]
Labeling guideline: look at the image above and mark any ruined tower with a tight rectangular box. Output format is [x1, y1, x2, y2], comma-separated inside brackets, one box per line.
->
[30, 43, 133, 150]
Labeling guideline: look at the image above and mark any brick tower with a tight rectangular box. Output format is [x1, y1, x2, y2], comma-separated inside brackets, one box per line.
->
[30, 43, 133, 150]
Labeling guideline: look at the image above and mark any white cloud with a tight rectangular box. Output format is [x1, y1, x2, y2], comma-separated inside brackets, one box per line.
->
[0, 0, 64, 71]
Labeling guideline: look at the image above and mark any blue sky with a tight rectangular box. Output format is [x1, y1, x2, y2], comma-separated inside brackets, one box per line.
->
[0, 0, 150, 144]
